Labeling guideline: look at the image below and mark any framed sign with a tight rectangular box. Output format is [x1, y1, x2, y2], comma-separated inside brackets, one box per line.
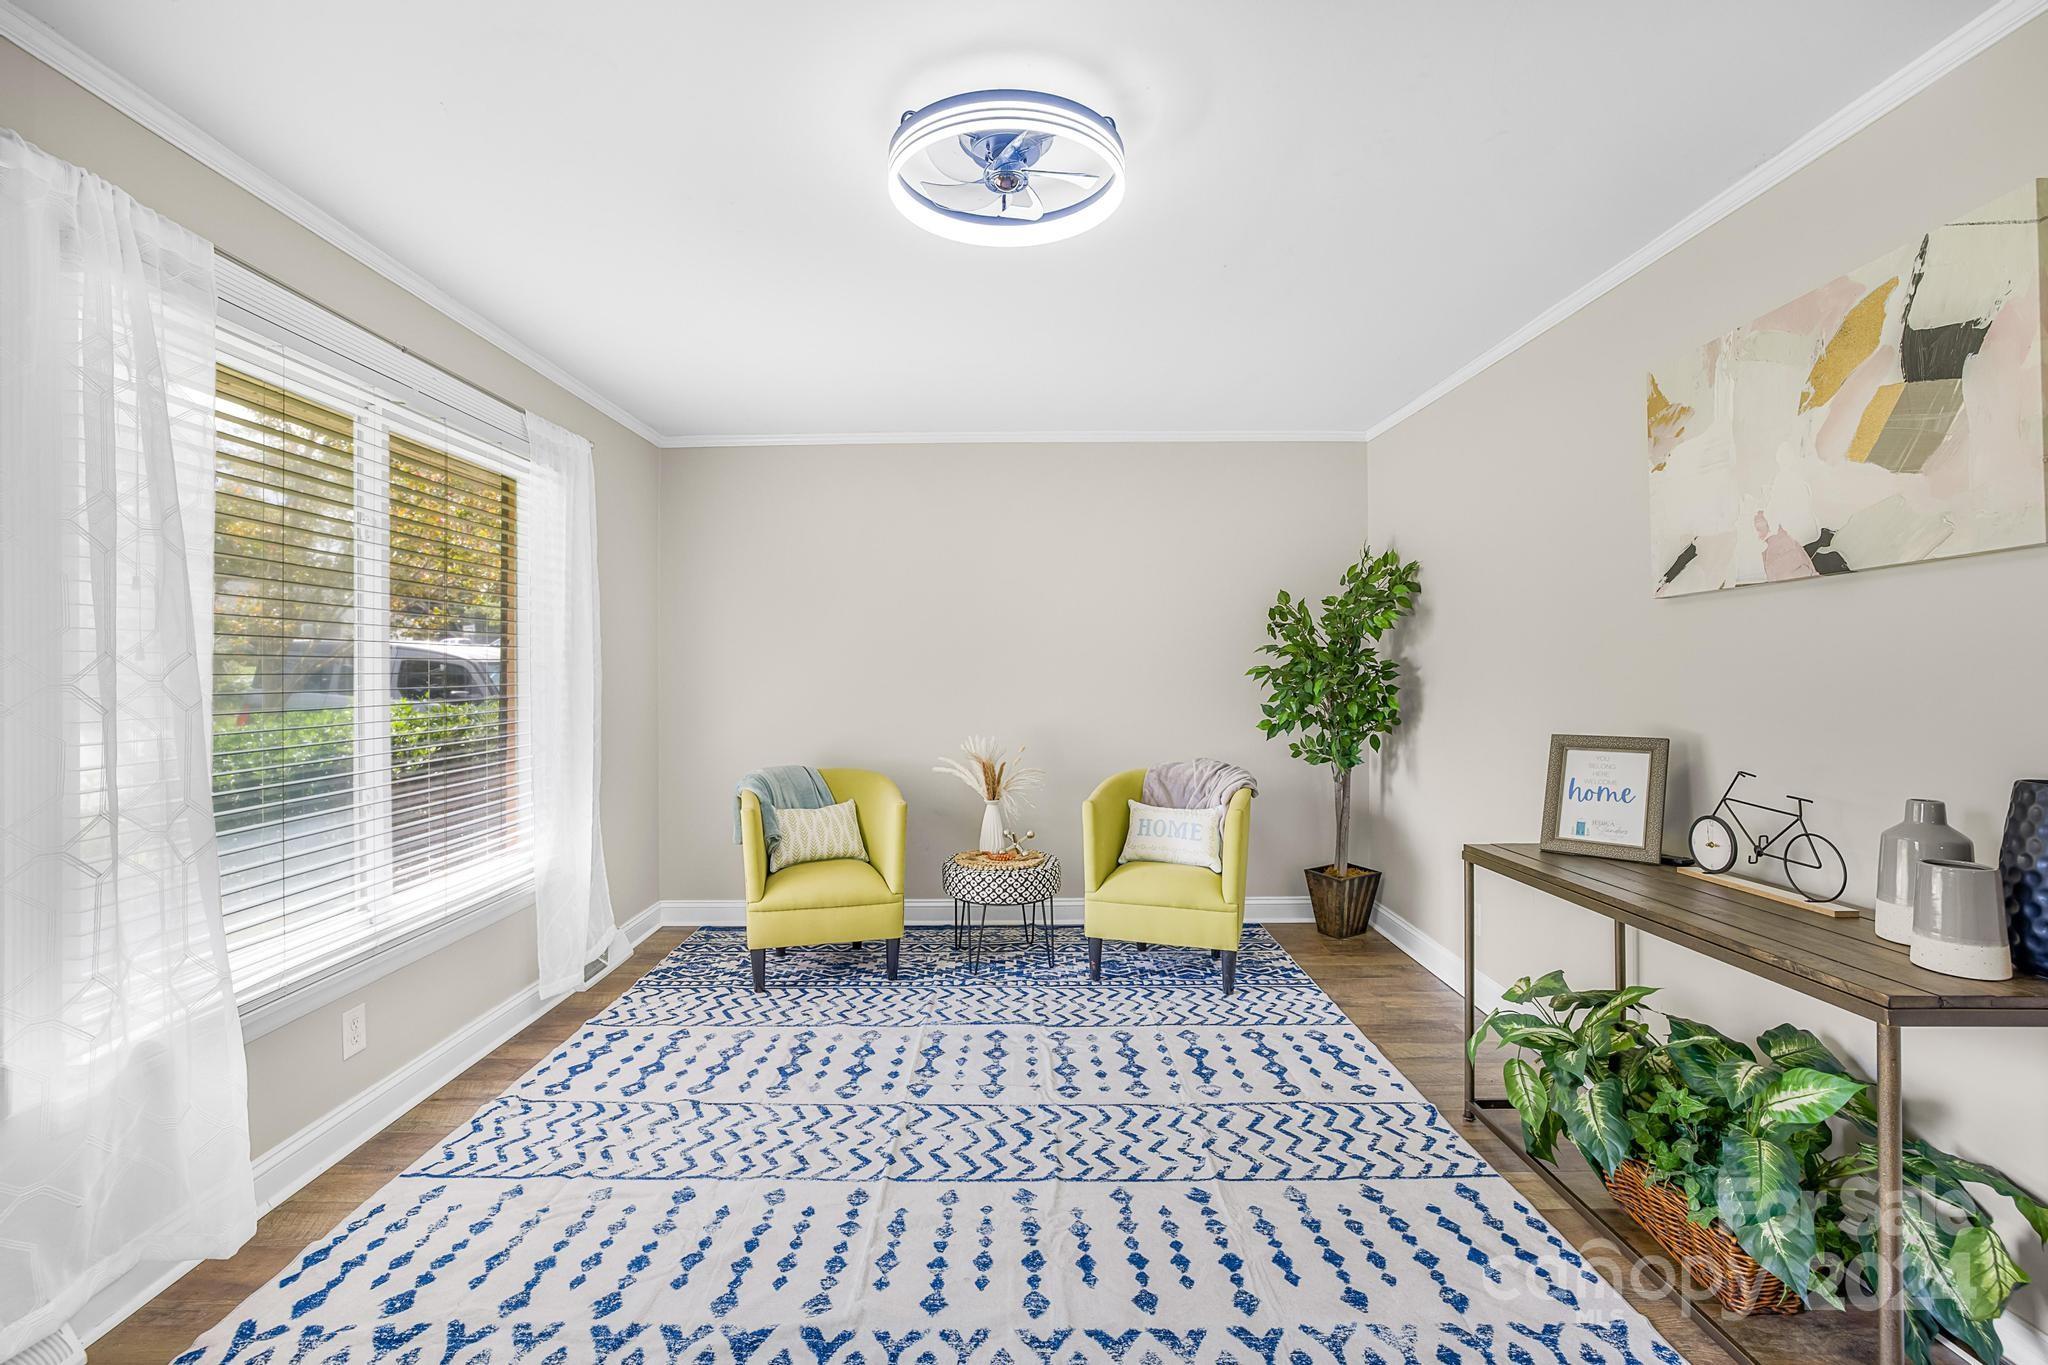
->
[1540, 734, 1670, 864]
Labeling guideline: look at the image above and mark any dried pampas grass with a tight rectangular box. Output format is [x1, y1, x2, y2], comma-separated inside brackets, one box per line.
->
[934, 734, 1044, 818]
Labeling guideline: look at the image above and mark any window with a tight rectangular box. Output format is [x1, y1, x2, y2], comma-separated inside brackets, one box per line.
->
[212, 337, 528, 1008]
[385, 433, 519, 898]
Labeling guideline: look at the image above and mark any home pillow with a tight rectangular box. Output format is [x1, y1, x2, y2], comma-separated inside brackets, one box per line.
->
[1118, 800, 1224, 874]
[770, 800, 869, 872]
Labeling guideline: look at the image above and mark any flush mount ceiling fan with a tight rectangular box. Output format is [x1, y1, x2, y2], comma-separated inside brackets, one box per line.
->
[887, 90, 1127, 247]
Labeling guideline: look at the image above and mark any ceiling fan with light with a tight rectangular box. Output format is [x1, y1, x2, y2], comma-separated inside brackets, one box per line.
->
[887, 89, 1127, 247]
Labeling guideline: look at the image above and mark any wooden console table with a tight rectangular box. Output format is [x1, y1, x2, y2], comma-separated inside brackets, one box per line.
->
[1461, 842, 2048, 1365]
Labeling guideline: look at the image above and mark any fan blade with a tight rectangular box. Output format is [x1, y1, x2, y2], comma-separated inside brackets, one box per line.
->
[1002, 184, 1046, 222]
[1028, 167, 1100, 184]
[1011, 130, 1055, 165]
[919, 180, 1001, 214]
[928, 134, 987, 182]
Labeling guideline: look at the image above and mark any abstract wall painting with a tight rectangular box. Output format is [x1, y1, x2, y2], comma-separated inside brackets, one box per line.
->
[1648, 180, 2047, 597]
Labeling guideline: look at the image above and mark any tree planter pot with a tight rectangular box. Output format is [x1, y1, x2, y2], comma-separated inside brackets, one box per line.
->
[1604, 1159, 1803, 1316]
[1306, 865, 1381, 939]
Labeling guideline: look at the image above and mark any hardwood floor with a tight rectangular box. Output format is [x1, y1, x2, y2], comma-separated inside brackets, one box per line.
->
[92, 925, 1735, 1364]
[1268, 924, 1737, 1365]
[90, 929, 695, 1364]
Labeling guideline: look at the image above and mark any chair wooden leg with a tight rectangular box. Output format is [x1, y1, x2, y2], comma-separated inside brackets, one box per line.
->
[852, 941, 863, 948]
[1139, 942, 1155, 952]
[1088, 936, 1102, 981]
[774, 947, 787, 957]
[1210, 948, 1220, 959]
[885, 938, 901, 980]
[1220, 950, 1237, 995]
[750, 948, 767, 993]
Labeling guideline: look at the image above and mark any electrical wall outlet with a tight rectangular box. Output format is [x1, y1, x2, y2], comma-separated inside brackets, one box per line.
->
[341, 1003, 367, 1060]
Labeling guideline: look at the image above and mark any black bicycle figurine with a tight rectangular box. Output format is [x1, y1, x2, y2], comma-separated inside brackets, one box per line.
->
[1687, 771, 1848, 903]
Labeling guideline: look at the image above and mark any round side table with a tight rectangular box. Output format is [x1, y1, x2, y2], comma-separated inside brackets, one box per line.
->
[942, 852, 1061, 971]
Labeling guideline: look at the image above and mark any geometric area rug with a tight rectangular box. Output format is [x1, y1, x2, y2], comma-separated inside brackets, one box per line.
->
[174, 927, 1685, 1364]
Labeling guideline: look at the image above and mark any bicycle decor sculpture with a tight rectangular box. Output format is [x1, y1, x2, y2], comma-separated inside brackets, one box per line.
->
[1687, 770, 1848, 903]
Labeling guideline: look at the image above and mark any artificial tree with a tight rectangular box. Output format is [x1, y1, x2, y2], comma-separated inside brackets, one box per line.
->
[1248, 543, 1420, 933]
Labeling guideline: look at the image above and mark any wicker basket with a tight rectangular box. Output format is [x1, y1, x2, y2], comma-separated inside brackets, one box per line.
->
[1603, 1159, 1804, 1316]
[951, 849, 1048, 872]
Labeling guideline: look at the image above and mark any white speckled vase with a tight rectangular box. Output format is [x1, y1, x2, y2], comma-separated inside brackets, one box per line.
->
[1874, 799, 1972, 945]
[1910, 858, 2012, 981]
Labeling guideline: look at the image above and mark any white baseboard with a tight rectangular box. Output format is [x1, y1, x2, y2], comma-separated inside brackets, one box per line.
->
[75, 901, 668, 1347]
[2005, 1312, 2048, 1365]
[613, 899, 666, 951]
[654, 896, 1315, 928]
[1370, 897, 1506, 1012]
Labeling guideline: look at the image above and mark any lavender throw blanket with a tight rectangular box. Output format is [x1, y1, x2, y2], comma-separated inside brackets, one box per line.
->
[1142, 758, 1258, 811]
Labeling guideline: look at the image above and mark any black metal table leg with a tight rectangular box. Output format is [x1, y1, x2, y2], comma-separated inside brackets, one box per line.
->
[1462, 858, 1476, 1122]
[1877, 1022, 1904, 1365]
[941, 855, 1062, 977]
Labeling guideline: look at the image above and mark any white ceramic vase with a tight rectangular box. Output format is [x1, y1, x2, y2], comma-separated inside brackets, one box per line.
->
[1909, 858, 2013, 981]
[979, 801, 1005, 853]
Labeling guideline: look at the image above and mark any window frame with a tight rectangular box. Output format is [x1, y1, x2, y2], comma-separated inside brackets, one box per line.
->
[212, 321, 534, 1030]
[237, 880, 532, 1041]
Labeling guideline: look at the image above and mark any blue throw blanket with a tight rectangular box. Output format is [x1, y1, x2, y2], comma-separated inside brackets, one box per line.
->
[734, 765, 835, 856]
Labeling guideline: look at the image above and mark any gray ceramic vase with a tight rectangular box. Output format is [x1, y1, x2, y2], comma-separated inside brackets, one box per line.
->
[2003, 780, 2048, 977]
[1874, 799, 1972, 945]
[1911, 858, 2012, 981]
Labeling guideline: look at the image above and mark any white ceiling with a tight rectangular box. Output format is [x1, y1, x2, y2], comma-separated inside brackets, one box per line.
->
[12, 0, 2005, 445]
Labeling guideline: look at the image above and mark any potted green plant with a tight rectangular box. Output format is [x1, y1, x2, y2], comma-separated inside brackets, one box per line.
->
[1471, 971, 2047, 1361]
[1248, 543, 1420, 937]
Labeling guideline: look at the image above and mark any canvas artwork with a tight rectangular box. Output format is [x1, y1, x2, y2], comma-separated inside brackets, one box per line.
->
[1648, 179, 2048, 596]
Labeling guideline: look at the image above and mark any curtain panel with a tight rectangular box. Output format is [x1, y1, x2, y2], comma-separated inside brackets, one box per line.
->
[0, 129, 254, 1361]
[520, 412, 620, 998]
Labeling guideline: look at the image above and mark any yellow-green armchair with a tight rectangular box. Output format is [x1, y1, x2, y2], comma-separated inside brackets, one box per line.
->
[1082, 768, 1252, 993]
[739, 768, 906, 991]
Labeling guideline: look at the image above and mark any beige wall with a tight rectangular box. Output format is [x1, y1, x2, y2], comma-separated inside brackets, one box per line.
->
[1, 38, 664, 1154]
[1362, 15, 2048, 1344]
[658, 442, 1371, 903]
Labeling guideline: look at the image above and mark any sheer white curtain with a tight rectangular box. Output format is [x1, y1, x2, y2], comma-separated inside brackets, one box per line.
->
[0, 130, 254, 1361]
[521, 412, 621, 998]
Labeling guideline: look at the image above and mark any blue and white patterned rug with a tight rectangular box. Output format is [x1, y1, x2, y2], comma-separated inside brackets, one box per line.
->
[176, 927, 1684, 1364]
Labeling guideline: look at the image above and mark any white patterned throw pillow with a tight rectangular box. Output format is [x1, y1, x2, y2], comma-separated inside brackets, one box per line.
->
[770, 800, 869, 872]
[1118, 800, 1224, 873]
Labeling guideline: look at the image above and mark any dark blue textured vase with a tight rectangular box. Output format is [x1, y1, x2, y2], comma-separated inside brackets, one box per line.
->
[2003, 780, 2048, 977]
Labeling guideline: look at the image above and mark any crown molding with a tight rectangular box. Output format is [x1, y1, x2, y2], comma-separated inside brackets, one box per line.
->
[658, 428, 1371, 450]
[0, 2, 666, 449]
[1359, 0, 2048, 444]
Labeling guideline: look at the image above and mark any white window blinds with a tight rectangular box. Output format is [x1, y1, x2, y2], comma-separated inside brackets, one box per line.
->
[212, 315, 529, 1008]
